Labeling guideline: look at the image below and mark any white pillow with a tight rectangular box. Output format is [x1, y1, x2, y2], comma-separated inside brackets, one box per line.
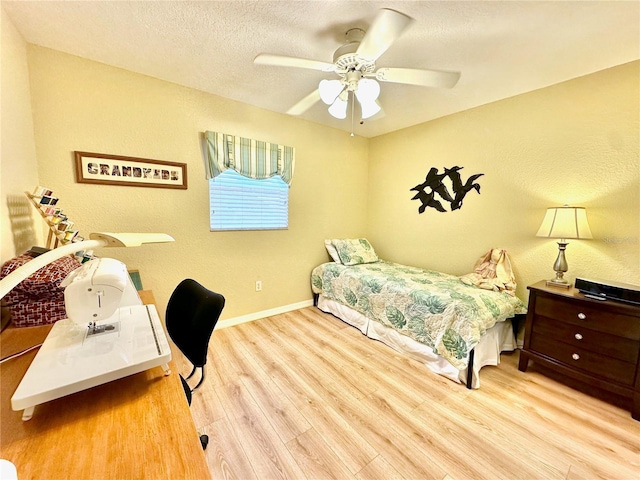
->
[324, 240, 342, 263]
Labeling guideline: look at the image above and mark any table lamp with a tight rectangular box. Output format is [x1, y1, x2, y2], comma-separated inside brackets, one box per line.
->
[536, 205, 592, 288]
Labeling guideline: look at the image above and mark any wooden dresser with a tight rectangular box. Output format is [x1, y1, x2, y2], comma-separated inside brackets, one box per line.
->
[518, 281, 640, 420]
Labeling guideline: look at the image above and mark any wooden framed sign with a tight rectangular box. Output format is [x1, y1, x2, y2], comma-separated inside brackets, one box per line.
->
[74, 151, 188, 189]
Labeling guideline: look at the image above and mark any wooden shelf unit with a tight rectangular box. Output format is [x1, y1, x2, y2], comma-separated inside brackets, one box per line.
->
[25, 191, 82, 250]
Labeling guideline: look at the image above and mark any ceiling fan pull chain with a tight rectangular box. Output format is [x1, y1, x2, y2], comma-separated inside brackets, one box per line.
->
[350, 91, 355, 137]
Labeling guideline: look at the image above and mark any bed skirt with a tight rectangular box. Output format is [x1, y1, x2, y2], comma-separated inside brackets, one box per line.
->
[316, 295, 516, 388]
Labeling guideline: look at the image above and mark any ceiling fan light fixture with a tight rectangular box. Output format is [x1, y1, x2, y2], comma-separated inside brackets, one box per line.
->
[355, 78, 380, 103]
[255, 8, 461, 127]
[328, 97, 348, 119]
[359, 99, 381, 119]
[319, 79, 344, 105]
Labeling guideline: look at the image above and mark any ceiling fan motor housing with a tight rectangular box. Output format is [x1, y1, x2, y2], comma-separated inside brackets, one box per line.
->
[333, 28, 376, 76]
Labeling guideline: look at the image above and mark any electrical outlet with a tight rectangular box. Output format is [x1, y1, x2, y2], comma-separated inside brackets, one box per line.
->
[255, 280, 262, 292]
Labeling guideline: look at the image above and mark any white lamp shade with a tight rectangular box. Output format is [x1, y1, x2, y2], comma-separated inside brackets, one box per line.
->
[359, 99, 381, 119]
[328, 97, 348, 119]
[355, 78, 380, 103]
[318, 79, 344, 105]
[536, 206, 593, 239]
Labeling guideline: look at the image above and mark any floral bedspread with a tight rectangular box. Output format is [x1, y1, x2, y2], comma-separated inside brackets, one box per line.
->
[311, 261, 527, 369]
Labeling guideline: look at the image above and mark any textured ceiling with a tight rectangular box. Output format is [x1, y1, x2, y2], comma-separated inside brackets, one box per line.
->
[3, 1, 639, 138]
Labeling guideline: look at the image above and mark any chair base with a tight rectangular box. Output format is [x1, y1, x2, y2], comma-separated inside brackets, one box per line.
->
[200, 434, 209, 450]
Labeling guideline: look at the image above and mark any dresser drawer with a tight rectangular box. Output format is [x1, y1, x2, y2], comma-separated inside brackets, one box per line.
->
[532, 316, 640, 363]
[530, 334, 637, 386]
[535, 295, 640, 340]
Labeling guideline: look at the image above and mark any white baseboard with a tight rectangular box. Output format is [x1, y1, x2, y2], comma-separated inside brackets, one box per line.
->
[216, 299, 315, 330]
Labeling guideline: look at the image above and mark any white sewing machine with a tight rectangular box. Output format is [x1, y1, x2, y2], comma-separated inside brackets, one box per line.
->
[11, 258, 171, 421]
[62, 257, 144, 333]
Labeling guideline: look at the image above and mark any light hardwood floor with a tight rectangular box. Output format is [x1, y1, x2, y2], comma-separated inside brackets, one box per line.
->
[179, 307, 640, 480]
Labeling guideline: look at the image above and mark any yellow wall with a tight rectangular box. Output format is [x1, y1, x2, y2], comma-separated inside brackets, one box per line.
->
[0, 7, 42, 260]
[23, 45, 369, 319]
[368, 61, 640, 299]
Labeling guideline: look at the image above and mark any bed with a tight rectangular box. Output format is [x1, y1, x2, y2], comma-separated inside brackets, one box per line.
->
[311, 240, 527, 388]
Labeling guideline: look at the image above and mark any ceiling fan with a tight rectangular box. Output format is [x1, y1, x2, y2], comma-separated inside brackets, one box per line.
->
[254, 8, 460, 124]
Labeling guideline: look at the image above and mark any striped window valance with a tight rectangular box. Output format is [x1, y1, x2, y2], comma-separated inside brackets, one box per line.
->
[204, 131, 295, 186]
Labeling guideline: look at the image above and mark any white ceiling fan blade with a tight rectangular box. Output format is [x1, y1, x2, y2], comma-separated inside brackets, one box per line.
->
[254, 54, 335, 72]
[375, 67, 461, 88]
[356, 9, 413, 62]
[286, 89, 322, 115]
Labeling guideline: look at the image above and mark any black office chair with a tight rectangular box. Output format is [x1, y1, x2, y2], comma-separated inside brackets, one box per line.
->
[166, 279, 225, 450]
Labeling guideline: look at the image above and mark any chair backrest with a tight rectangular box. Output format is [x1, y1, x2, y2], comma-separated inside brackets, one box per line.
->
[166, 279, 225, 367]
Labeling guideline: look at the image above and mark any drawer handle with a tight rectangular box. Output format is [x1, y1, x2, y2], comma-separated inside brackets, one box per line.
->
[577, 313, 587, 320]
[572, 353, 580, 361]
[574, 333, 583, 340]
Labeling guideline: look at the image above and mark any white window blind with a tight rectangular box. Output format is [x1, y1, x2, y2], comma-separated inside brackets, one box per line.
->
[209, 169, 289, 231]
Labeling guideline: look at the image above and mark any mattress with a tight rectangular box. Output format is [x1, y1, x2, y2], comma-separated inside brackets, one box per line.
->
[311, 260, 526, 370]
[317, 295, 516, 388]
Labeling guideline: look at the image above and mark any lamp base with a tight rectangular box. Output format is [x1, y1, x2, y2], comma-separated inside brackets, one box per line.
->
[546, 278, 571, 289]
[546, 240, 571, 288]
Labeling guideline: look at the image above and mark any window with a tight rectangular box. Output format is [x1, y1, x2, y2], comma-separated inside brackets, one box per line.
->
[204, 131, 295, 231]
[209, 169, 289, 231]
